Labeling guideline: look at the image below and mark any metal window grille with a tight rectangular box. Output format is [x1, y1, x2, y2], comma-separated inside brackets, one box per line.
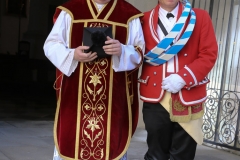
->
[190, 0, 240, 151]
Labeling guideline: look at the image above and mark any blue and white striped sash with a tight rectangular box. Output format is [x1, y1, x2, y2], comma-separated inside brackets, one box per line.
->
[144, 1, 196, 66]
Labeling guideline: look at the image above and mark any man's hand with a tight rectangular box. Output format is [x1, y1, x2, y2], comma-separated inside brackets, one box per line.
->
[74, 46, 97, 62]
[161, 74, 186, 93]
[103, 36, 122, 56]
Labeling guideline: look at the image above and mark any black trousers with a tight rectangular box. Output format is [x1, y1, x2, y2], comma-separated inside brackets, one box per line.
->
[143, 102, 197, 160]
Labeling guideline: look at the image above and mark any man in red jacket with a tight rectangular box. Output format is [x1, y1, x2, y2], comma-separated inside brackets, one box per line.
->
[139, 0, 218, 159]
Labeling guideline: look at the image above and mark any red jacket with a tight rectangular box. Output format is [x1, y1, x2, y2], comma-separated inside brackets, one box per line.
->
[139, 4, 218, 106]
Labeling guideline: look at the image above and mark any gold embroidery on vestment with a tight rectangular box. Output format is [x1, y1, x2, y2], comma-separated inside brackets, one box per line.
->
[80, 58, 109, 159]
[55, 3, 143, 159]
[88, 73, 102, 101]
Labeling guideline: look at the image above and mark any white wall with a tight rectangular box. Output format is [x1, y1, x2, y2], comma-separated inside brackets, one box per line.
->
[126, 0, 157, 12]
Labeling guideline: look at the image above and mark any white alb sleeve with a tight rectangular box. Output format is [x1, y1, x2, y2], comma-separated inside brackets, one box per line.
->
[43, 11, 78, 77]
[112, 18, 145, 71]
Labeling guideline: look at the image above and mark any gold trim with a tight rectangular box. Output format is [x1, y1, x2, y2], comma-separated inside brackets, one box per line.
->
[54, 78, 76, 160]
[88, 0, 97, 19]
[57, 6, 74, 19]
[58, 5, 143, 47]
[57, 6, 74, 48]
[53, 85, 61, 157]
[53, 64, 85, 160]
[112, 25, 116, 39]
[169, 102, 192, 123]
[82, 22, 88, 46]
[169, 99, 204, 123]
[104, 0, 117, 20]
[95, 1, 109, 17]
[73, 19, 128, 27]
[53, 73, 64, 158]
[53, 73, 63, 90]
[105, 60, 113, 160]
[127, 13, 144, 24]
[113, 72, 132, 160]
[125, 13, 144, 43]
[91, 0, 99, 17]
[89, 0, 117, 20]
[75, 63, 84, 159]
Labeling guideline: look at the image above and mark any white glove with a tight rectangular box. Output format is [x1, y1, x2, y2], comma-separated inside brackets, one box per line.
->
[161, 74, 186, 93]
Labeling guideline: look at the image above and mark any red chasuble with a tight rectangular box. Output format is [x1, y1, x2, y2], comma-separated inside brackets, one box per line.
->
[53, 0, 143, 159]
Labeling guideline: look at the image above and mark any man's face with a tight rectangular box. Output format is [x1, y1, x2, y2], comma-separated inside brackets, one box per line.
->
[158, 0, 179, 12]
[93, 0, 111, 4]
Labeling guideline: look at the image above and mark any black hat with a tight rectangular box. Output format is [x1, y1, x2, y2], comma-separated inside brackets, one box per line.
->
[82, 26, 113, 58]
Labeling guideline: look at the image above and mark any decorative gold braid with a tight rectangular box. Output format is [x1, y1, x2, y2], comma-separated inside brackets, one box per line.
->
[53, 73, 63, 90]
[173, 100, 187, 112]
[169, 98, 204, 123]
[80, 59, 109, 160]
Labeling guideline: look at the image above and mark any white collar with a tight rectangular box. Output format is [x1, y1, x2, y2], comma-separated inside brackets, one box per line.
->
[95, 2, 105, 11]
[159, 3, 179, 18]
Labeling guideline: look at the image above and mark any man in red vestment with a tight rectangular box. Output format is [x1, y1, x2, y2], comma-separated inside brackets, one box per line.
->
[139, 0, 218, 159]
[43, 0, 145, 159]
